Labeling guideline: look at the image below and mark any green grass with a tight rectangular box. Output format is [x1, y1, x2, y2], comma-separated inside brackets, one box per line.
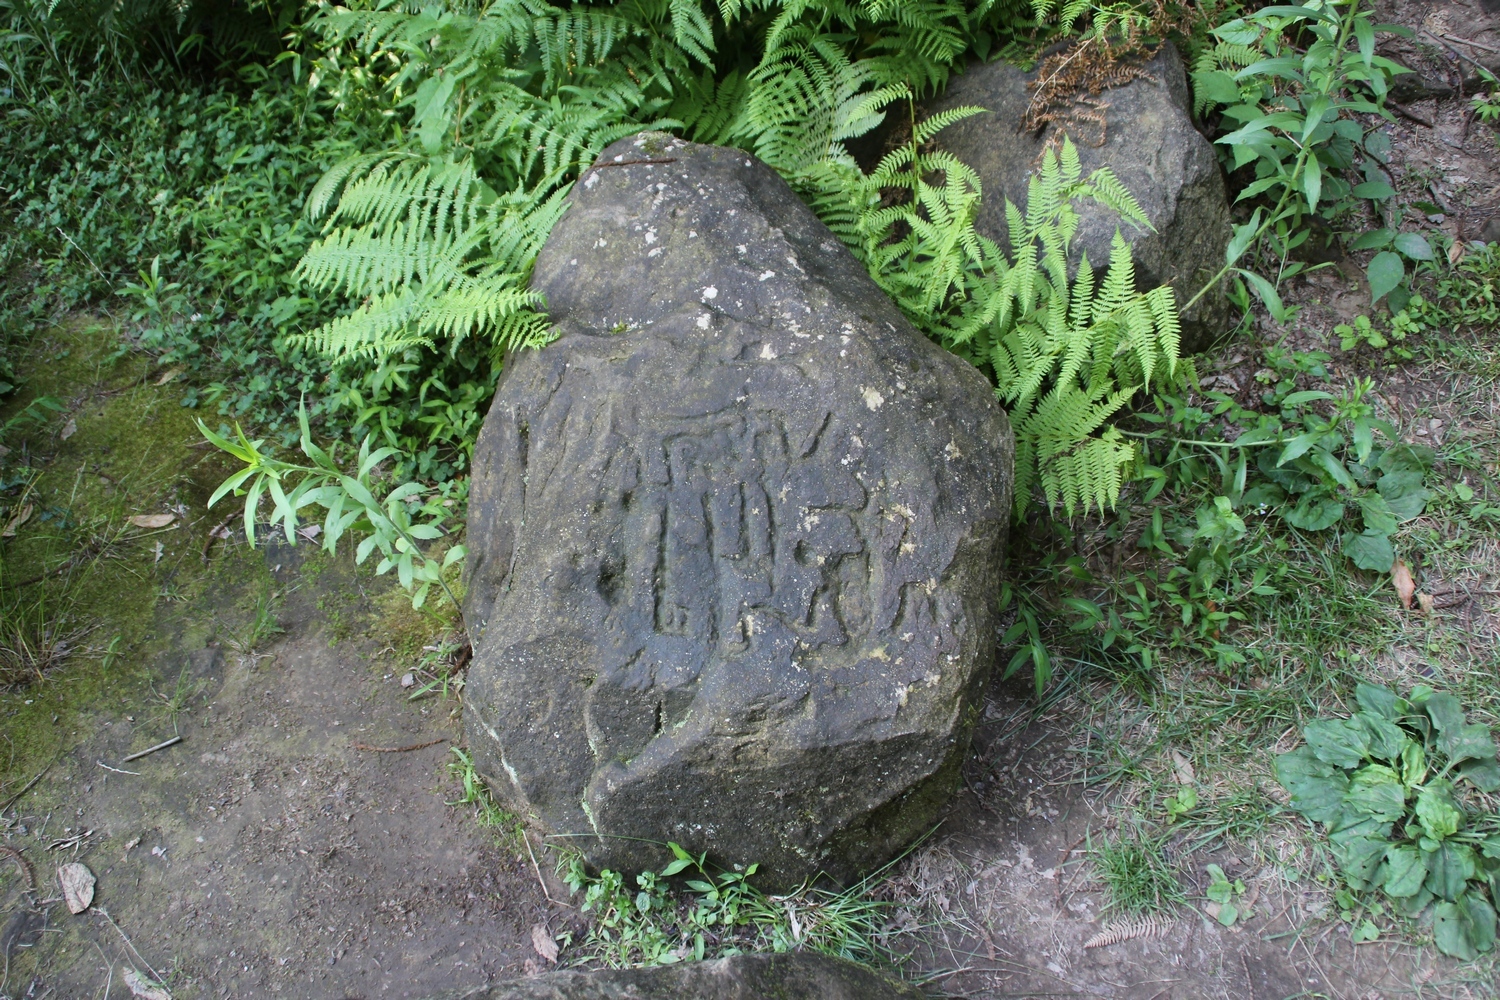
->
[1093, 831, 1186, 916]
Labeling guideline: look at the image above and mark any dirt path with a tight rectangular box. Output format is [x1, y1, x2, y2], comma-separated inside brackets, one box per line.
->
[2, 546, 555, 998]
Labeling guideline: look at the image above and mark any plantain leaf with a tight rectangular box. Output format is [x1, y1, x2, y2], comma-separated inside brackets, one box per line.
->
[1344, 764, 1407, 823]
[1276, 746, 1349, 824]
[1305, 718, 1369, 768]
[1383, 844, 1427, 897]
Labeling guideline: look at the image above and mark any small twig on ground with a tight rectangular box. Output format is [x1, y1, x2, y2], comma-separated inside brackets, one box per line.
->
[95, 907, 165, 986]
[1437, 32, 1500, 56]
[1423, 30, 1494, 74]
[351, 738, 447, 753]
[121, 735, 181, 763]
[524, 830, 572, 909]
[201, 513, 236, 562]
[98, 761, 140, 775]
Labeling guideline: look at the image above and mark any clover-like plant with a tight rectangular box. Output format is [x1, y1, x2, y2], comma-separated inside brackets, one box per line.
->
[1276, 683, 1500, 959]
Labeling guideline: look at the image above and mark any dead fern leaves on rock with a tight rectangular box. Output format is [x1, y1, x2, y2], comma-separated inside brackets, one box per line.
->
[1024, 40, 1158, 147]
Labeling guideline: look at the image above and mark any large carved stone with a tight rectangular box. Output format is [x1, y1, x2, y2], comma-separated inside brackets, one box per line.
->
[463, 133, 1012, 888]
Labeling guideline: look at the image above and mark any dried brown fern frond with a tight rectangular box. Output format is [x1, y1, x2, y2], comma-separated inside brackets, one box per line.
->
[1023, 38, 1158, 144]
[1082, 913, 1173, 949]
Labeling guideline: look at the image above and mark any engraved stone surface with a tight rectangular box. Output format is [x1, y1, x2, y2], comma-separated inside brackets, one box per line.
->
[463, 133, 1012, 888]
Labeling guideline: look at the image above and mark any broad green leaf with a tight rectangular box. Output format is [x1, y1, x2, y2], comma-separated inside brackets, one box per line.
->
[1332, 833, 1389, 890]
[1234, 58, 1306, 84]
[1416, 784, 1463, 842]
[1367, 251, 1404, 304]
[1254, 5, 1340, 25]
[206, 466, 257, 510]
[1393, 232, 1434, 261]
[1213, 18, 1260, 45]
[1460, 758, 1500, 793]
[1275, 746, 1349, 824]
[1344, 764, 1406, 822]
[1426, 842, 1477, 902]
[1305, 718, 1369, 768]
[1424, 693, 1466, 735]
[1351, 228, 1394, 250]
[1383, 844, 1428, 897]
[1443, 722, 1498, 766]
[1282, 390, 1334, 407]
[1277, 431, 1325, 467]
[1402, 742, 1428, 788]
[1357, 712, 1410, 762]
[1378, 443, 1434, 476]
[1236, 268, 1291, 323]
[1463, 895, 1498, 955]
[1377, 468, 1429, 520]
[1435, 901, 1479, 960]
[1196, 70, 1240, 107]
[1392, 886, 1435, 917]
[1351, 181, 1396, 200]
[1343, 530, 1394, 572]
[1356, 494, 1398, 535]
[1225, 209, 1263, 265]
[1355, 682, 1404, 720]
[1302, 155, 1322, 210]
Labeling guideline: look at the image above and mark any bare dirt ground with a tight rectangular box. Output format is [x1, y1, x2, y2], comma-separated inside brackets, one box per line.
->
[1, 544, 558, 998]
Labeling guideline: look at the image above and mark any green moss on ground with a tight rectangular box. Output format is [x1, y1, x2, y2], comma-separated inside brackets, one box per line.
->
[0, 319, 267, 799]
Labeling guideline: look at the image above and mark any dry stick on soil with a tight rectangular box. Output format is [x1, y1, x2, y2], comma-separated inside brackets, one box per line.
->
[1387, 101, 1434, 127]
[201, 513, 236, 562]
[1436, 31, 1500, 56]
[121, 736, 181, 763]
[97, 761, 140, 776]
[524, 831, 571, 909]
[1423, 29, 1495, 75]
[351, 738, 447, 753]
[95, 907, 165, 986]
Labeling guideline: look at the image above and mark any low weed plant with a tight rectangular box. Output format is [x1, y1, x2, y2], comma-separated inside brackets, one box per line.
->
[559, 843, 899, 969]
[1191, 0, 1432, 310]
[1276, 684, 1500, 959]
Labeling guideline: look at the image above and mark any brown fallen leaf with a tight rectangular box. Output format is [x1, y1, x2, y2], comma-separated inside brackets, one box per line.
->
[1448, 240, 1467, 267]
[123, 968, 172, 1000]
[1392, 559, 1416, 610]
[154, 367, 186, 386]
[1170, 749, 1196, 785]
[58, 861, 95, 913]
[531, 923, 559, 964]
[127, 513, 176, 529]
[2, 504, 34, 538]
[59, 417, 77, 441]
